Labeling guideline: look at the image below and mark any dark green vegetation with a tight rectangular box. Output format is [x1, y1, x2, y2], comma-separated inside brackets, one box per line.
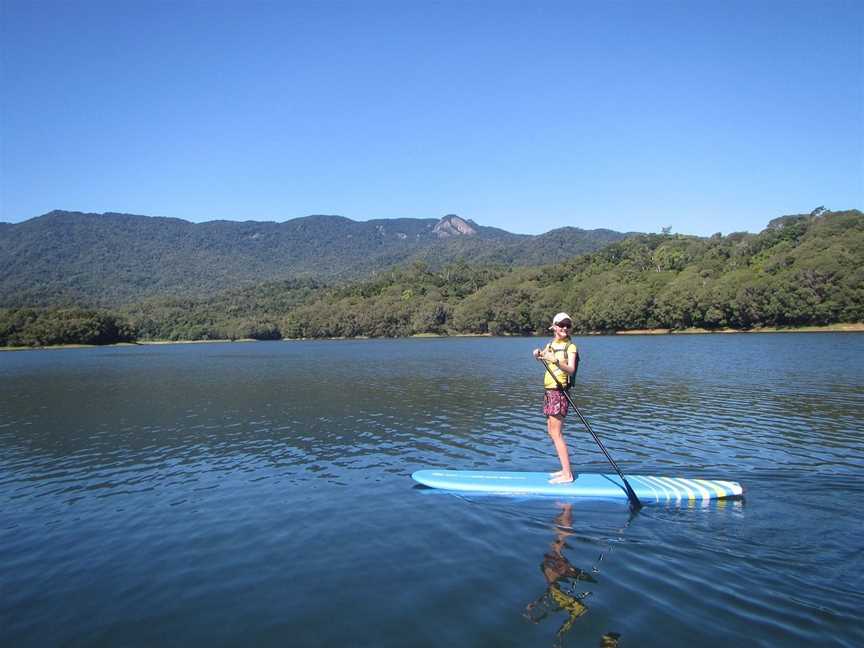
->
[2, 209, 861, 346]
[0, 309, 135, 347]
[0, 211, 626, 307]
[262, 208, 864, 337]
[123, 279, 322, 341]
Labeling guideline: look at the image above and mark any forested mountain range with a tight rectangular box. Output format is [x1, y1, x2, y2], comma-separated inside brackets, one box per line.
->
[0, 210, 628, 307]
[2, 209, 861, 347]
[269, 209, 864, 338]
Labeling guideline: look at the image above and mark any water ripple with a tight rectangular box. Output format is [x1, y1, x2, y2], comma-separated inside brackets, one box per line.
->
[1, 335, 863, 647]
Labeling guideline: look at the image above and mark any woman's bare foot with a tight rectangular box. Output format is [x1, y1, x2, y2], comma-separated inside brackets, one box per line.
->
[549, 473, 574, 484]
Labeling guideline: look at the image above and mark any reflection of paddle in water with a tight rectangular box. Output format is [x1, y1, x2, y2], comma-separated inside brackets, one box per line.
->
[523, 503, 622, 648]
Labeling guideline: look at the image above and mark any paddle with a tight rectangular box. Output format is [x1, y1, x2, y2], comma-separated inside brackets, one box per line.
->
[537, 357, 643, 511]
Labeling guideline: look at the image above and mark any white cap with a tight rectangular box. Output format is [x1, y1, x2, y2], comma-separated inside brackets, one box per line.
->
[549, 312, 572, 329]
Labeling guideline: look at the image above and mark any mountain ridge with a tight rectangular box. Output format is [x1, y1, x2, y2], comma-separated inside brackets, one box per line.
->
[1, 209, 632, 307]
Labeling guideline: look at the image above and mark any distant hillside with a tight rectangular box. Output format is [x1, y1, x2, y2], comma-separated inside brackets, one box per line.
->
[260, 208, 864, 338]
[2, 209, 860, 346]
[0, 210, 629, 307]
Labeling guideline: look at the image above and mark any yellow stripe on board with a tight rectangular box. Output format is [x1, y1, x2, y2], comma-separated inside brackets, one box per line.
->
[680, 478, 712, 503]
[633, 476, 742, 505]
[693, 479, 729, 499]
[669, 477, 696, 502]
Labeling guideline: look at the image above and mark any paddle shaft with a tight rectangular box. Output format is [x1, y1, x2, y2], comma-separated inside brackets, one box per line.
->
[538, 357, 643, 510]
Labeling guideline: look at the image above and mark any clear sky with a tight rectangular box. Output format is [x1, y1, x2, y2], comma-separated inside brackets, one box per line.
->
[1, 0, 861, 236]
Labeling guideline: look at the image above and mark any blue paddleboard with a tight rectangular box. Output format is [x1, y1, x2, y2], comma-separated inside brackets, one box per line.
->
[411, 469, 743, 504]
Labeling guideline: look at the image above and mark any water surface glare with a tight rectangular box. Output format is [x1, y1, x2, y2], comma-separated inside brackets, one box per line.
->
[2, 334, 863, 646]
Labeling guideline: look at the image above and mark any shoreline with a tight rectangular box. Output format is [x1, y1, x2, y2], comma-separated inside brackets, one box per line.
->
[3, 323, 862, 351]
[612, 323, 864, 335]
[0, 338, 260, 352]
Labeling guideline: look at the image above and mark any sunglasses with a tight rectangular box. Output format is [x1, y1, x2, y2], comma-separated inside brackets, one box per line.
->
[555, 322, 571, 329]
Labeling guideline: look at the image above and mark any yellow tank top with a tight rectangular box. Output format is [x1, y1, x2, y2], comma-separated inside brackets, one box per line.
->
[543, 338, 578, 389]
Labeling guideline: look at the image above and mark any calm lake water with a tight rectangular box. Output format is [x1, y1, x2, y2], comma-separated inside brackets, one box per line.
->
[2, 334, 863, 647]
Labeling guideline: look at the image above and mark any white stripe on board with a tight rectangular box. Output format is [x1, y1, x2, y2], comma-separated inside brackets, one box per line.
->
[648, 476, 680, 503]
[631, 476, 661, 503]
[693, 478, 729, 499]
[679, 478, 712, 503]
[717, 479, 743, 496]
[658, 477, 692, 502]
[672, 478, 697, 501]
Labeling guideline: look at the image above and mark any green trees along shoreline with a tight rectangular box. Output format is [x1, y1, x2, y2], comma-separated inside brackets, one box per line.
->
[2, 209, 861, 347]
[0, 308, 136, 347]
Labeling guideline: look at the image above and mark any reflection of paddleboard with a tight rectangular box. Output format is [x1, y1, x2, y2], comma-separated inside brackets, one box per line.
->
[411, 469, 743, 503]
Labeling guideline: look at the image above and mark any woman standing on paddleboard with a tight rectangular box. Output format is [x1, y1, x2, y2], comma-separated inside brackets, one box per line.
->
[532, 312, 579, 484]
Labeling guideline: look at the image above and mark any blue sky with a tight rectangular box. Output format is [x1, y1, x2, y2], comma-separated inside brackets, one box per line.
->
[1, 0, 861, 236]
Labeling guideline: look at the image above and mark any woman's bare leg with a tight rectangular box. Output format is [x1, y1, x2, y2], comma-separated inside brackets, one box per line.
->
[547, 415, 573, 483]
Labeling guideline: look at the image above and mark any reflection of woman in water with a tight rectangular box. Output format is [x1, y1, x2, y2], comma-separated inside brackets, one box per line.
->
[524, 504, 595, 645]
[524, 504, 621, 647]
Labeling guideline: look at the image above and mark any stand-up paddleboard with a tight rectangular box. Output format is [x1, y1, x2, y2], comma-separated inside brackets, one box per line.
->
[412, 469, 743, 504]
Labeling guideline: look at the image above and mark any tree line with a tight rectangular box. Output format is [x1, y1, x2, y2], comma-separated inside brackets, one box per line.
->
[2, 209, 861, 347]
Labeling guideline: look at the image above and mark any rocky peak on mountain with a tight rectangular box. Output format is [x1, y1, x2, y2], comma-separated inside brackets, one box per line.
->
[0, 209, 633, 307]
[432, 214, 477, 238]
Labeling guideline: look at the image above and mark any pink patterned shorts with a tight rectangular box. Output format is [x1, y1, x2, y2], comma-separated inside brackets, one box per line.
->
[543, 389, 569, 418]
